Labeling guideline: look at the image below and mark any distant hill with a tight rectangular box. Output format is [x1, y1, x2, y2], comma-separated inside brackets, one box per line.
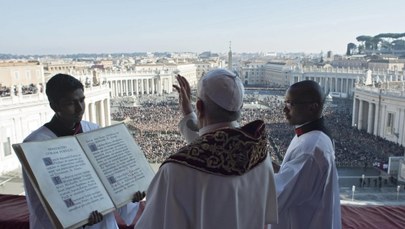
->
[0, 52, 149, 60]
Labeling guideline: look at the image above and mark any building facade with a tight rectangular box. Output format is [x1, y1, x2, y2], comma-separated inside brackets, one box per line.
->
[0, 61, 45, 89]
[240, 62, 267, 86]
[103, 70, 174, 97]
[91, 63, 197, 98]
[195, 61, 218, 81]
[352, 83, 405, 147]
[241, 62, 366, 96]
[0, 63, 111, 176]
[290, 66, 365, 97]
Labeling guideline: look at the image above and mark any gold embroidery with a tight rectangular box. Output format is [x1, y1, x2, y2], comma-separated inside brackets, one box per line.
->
[164, 121, 268, 176]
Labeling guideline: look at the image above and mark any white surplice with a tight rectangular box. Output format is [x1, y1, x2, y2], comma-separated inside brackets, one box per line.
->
[271, 130, 341, 229]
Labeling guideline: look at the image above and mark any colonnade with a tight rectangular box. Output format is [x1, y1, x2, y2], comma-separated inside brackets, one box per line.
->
[352, 97, 380, 136]
[352, 88, 405, 146]
[292, 75, 356, 97]
[83, 98, 111, 127]
[107, 76, 173, 98]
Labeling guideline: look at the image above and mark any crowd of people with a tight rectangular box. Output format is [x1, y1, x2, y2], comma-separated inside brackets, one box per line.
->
[0, 83, 40, 97]
[111, 97, 185, 163]
[323, 98, 404, 168]
[21, 72, 397, 228]
[111, 92, 405, 168]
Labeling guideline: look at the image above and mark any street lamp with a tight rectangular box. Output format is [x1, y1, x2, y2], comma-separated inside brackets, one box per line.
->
[397, 185, 401, 201]
[393, 129, 399, 144]
[352, 185, 356, 201]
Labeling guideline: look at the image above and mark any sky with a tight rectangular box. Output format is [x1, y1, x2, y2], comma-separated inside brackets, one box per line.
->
[1, 0, 405, 55]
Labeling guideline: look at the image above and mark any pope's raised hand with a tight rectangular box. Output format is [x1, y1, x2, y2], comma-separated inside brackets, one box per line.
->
[173, 74, 193, 116]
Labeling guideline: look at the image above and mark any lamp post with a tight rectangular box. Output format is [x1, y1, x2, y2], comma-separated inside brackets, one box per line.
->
[397, 185, 401, 201]
[352, 185, 356, 201]
[393, 130, 399, 145]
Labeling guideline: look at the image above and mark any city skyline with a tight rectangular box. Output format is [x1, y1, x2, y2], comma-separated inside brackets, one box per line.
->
[1, 0, 405, 55]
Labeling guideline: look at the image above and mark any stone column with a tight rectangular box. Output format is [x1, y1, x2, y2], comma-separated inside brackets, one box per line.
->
[342, 78, 346, 93]
[163, 78, 167, 93]
[141, 79, 145, 95]
[129, 79, 133, 96]
[147, 79, 150, 94]
[152, 78, 155, 94]
[158, 78, 162, 95]
[132, 79, 136, 96]
[135, 79, 139, 95]
[358, 100, 363, 130]
[90, 102, 96, 124]
[374, 102, 379, 136]
[167, 76, 173, 93]
[84, 103, 90, 121]
[352, 98, 357, 127]
[116, 80, 120, 97]
[116, 80, 120, 96]
[115, 80, 121, 97]
[99, 100, 105, 127]
[367, 102, 373, 134]
[110, 81, 114, 97]
[123, 80, 127, 96]
[105, 98, 111, 126]
[121, 80, 125, 96]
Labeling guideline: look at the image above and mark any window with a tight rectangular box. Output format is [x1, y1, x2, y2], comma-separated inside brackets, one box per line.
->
[386, 113, 394, 134]
[3, 137, 11, 157]
[26, 70, 31, 80]
[14, 71, 20, 80]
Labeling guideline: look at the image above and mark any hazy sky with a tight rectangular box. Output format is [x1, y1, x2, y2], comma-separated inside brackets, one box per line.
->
[1, 0, 404, 55]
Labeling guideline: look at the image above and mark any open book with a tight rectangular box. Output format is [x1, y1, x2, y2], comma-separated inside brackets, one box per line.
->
[13, 123, 155, 229]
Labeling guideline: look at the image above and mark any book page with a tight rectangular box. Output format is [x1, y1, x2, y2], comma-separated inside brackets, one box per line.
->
[76, 123, 155, 208]
[14, 137, 115, 229]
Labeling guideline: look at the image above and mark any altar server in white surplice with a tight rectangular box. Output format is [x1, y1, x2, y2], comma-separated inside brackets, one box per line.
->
[22, 73, 143, 229]
[135, 69, 278, 229]
[270, 80, 341, 229]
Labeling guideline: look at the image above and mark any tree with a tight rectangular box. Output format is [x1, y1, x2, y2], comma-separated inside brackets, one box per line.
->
[370, 37, 382, 50]
[375, 32, 405, 39]
[346, 43, 357, 55]
[358, 44, 365, 54]
[356, 35, 373, 43]
[355, 33, 405, 53]
[373, 33, 405, 51]
[392, 39, 405, 50]
[380, 40, 392, 51]
[356, 35, 373, 50]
